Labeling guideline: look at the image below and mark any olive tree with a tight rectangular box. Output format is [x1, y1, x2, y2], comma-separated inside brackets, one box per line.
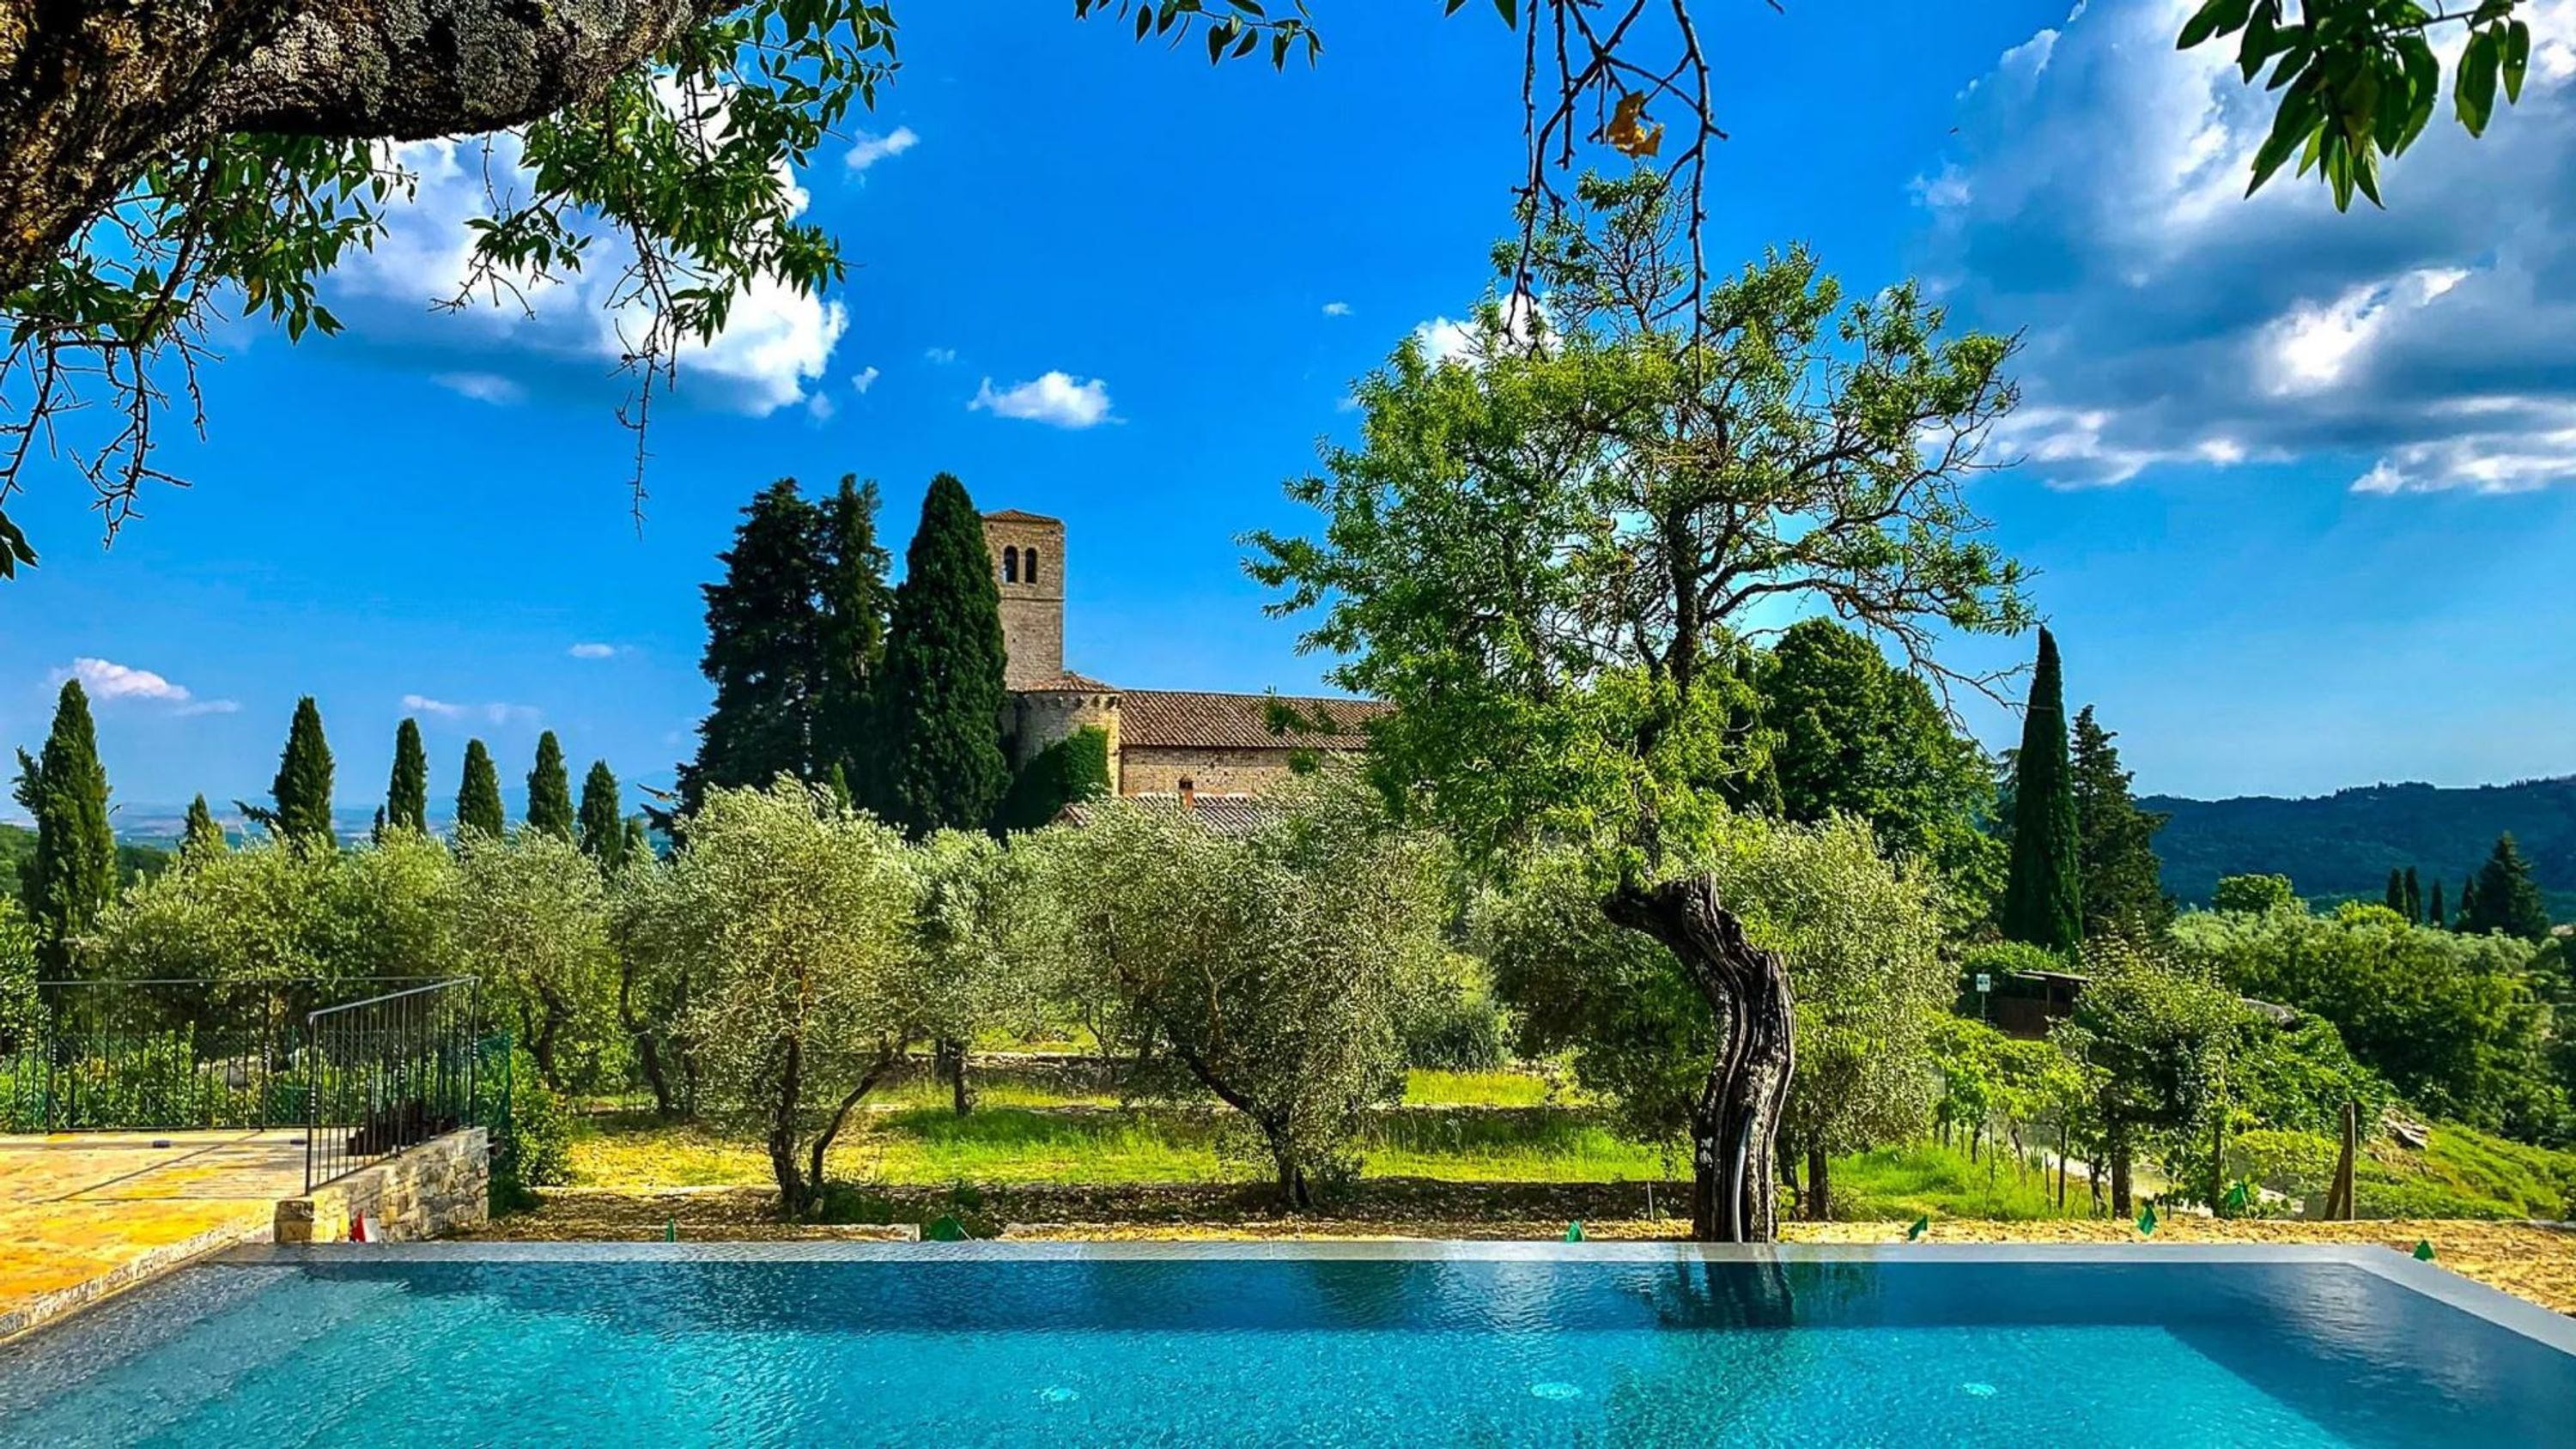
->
[908, 828, 1054, 1115]
[1478, 813, 1950, 1222]
[1035, 770, 1449, 1208]
[82, 831, 462, 990]
[1250, 173, 2027, 1239]
[618, 779, 922, 1216]
[454, 829, 619, 1094]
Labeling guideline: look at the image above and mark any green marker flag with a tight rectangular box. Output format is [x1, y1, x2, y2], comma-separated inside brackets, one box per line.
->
[1565, 1221, 1584, 1242]
[2136, 1202, 2157, 1236]
[2412, 1239, 2436, 1261]
[925, 1215, 970, 1242]
[2221, 1181, 2249, 1214]
[1905, 1215, 1930, 1242]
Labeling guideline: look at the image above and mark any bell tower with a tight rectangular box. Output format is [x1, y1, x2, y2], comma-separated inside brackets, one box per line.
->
[981, 509, 1065, 690]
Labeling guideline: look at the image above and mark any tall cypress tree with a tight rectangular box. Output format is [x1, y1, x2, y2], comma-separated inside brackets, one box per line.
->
[877, 473, 1011, 836]
[817, 475, 894, 812]
[578, 761, 624, 866]
[255, 696, 336, 846]
[2428, 878, 2445, 929]
[2068, 705, 2172, 939]
[11, 680, 116, 969]
[2385, 869, 2408, 916]
[386, 718, 429, 832]
[457, 740, 506, 839]
[2000, 627, 2083, 953]
[680, 478, 826, 812]
[181, 794, 226, 863]
[526, 731, 574, 840]
[2403, 865, 2422, 924]
[2464, 833, 2551, 941]
[2455, 877, 2479, 933]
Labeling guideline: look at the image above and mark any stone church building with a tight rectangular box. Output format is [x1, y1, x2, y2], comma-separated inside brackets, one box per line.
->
[981, 509, 1383, 804]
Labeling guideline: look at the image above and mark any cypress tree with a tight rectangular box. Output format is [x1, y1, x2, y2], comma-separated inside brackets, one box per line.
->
[2403, 865, 2422, 924]
[2464, 833, 2551, 941]
[2385, 869, 2408, 917]
[2455, 877, 2478, 933]
[620, 817, 652, 864]
[2068, 705, 2172, 939]
[2000, 627, 2083, 953]
[2429, 879, 2445, 928]
[181, 794, 226, 863]
[526, 731, 574, 840]
[680, 478, 826, 812]
[252, 696, 335, 846]
[386, 718, 429, 833]
[876, 473, 1011, 836]
[817, 476, 894, 811]
[11, 680, 116, 969]
[457, 740, 506, 839]
[578, 761, 624, 866]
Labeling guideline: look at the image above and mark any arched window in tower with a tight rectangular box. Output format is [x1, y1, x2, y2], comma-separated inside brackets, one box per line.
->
[1002, 546, 1018, 584]
[1024, 547, 1042, 585]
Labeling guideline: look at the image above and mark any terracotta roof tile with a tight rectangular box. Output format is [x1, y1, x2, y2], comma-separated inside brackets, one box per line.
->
[1116, 689, 1386, 751]
[1059, 792, 1273, 835]
[1019, 670, 1118, 692]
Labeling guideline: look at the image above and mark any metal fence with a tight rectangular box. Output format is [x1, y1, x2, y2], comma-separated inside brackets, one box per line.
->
[302, 979, 481, 1192]
[0, 978, 447, 1133]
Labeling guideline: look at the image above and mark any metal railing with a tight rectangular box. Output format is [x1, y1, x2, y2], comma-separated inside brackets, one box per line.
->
[0, 979, 443, 1133]
[303, 979, 480, 1192]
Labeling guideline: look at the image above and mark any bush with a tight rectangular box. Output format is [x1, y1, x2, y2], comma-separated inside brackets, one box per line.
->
[993, 726, 1112, 832]
[2212, 873, 2297, 914]
[1399, 957, 1512, 1070]
[488, 1052, 571, 1211]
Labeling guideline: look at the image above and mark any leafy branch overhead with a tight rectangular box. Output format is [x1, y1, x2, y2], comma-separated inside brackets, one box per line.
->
[2178, 0, 2535, 209]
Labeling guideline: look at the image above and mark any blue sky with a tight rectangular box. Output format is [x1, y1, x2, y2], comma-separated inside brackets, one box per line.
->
[4, 0, 2574, 816]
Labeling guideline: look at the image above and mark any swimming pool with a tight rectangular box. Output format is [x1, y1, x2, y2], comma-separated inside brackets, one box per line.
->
[1, 1243, 2567, 1446]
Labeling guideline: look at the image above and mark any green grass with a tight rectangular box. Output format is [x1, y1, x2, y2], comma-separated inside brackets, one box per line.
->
[1829, 1143, 2088, 1222]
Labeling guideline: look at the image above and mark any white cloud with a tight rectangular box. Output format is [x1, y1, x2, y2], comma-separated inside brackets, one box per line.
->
[850, 365, 881, 394]
[846, 125, 920, 173]
[924, 346, 958, 364]
[1410, 290, 1543, 366]
[52, 658, 239, 716]
[1918, 0, 2576, 496]
[969, 371, 1115, 428]
[432, 372, 525, 405]
[805, 391, 837, 422]
[402, 694, 540, 726]
[329, 129, 843, 417]
[1321, 301, 1353, 317]
[568, 643, 621, 660]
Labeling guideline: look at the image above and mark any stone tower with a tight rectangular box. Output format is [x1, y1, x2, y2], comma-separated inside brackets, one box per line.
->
[981, 510, 1065, 690]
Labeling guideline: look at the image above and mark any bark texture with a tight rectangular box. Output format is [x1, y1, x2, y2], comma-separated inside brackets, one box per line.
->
[1605, 872, 1795, 1244]
[0, 0, 719, 294]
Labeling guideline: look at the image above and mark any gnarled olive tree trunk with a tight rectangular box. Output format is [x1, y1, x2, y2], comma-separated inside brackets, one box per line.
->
[0, 0, 718, 294]
[1606, 873, 1795, 1244]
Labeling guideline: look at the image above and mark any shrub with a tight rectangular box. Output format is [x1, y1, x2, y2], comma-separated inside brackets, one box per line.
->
[488, 1052, 571, 1211]
[2212, 873, 2297, 914]
[993, 726, 1111, 832]
[1400, 966, 1512, 1071]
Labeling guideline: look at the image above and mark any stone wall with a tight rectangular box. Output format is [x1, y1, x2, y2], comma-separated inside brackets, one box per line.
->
[273, 1127, 488, 1243]
[1118, 746, 1312, 797]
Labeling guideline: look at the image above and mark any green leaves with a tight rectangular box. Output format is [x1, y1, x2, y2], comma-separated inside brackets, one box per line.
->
[2179, 0, 2531, 209]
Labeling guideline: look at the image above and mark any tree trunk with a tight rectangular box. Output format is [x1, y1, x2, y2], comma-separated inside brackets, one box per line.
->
[1, 0, 720, 296]
[2328, 1099, 2358, 1220]
[935, 1037, 970, 1117]
[2110, 1142, 2133, 1218]
[1605, 874, 1795, 1244]
[767, 1032, 808, 1217]
[1806, 1141, 1830, 1223]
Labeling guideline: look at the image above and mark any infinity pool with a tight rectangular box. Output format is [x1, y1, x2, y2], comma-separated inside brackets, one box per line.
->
[1, 1244, 2567, 1446]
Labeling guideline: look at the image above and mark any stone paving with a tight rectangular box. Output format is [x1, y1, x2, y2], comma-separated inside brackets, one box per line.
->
[0, 1130, 306, 1340]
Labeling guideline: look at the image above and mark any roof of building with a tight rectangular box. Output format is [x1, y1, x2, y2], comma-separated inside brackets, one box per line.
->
[1060, 791, 1273, 836]
[1019, 670, 1118, 693]
[982, 508, 1061, 524]
[1117, 689, 1388, 751]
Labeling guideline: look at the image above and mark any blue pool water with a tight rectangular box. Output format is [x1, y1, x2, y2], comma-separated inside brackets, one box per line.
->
[1, 1246, 2568, 1446]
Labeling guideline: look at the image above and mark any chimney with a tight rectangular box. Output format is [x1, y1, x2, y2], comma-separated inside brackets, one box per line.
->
[1178, 778, 1196, 810]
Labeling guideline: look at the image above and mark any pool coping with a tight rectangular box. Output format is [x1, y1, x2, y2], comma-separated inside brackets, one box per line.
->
[216, 1240, 2576, 1357]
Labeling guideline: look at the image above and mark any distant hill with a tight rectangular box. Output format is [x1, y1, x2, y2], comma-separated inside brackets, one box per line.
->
[2147, 777, 2576, 916]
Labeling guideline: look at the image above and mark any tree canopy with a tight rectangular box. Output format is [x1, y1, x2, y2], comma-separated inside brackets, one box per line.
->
[875, 474, 1009, 836]
[2001, 629, 2082, 953]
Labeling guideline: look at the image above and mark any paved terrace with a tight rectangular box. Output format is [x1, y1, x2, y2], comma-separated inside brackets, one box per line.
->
[0, 1130, 305, 1341]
